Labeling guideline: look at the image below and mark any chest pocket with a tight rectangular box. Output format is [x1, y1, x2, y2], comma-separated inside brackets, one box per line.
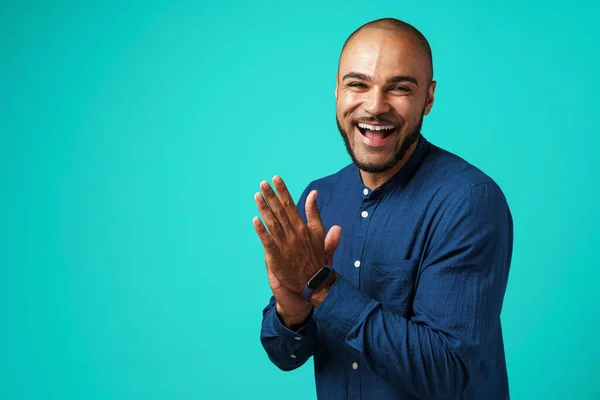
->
[366, 259, 420, 317]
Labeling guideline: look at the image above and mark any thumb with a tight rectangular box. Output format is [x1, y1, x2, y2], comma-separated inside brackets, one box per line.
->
[324, 225, 342, 265]
[305, 190, 324, 231]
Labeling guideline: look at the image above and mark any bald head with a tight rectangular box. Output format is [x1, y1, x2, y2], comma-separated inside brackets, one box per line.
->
[339, 18, 433, 82]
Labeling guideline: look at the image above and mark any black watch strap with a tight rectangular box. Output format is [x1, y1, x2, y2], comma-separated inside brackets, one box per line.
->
[301, 266, 332, 301]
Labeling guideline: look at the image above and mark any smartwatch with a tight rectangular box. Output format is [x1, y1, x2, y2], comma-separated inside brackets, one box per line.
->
[301, 266, 333, 301]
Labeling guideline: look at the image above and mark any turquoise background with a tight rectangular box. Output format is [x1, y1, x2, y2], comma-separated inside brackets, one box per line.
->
[1, 1, 598, 399]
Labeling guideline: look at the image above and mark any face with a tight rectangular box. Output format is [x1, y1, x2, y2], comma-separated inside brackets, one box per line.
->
[336, 29, 436, 173]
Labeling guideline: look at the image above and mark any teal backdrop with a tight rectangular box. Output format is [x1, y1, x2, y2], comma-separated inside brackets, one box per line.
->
[1, 1, 599, 399]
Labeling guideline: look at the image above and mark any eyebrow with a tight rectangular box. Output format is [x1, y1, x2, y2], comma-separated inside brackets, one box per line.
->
[342, 72, 419, 86]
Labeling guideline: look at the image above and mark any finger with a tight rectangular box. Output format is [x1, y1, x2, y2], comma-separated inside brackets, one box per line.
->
[305, 190, 324, 233]
[254, 192, 285, 243]
[252, 216, 279, 255]
[324, 225, 342, 265]
[260, 180, 294, 236]
[272, 175, 303, 226]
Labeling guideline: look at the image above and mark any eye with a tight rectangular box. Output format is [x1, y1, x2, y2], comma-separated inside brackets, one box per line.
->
[347, 82, 367, 88]
[390, 85, 410, 92]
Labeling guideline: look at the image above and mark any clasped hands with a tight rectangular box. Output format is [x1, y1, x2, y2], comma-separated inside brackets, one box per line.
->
[253, 176, 342, 313]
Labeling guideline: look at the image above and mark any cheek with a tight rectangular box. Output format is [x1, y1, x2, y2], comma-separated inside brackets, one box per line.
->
[391, 98, 422, 123]
[338, 93, 362, 118]
[390, 97, 412, 114]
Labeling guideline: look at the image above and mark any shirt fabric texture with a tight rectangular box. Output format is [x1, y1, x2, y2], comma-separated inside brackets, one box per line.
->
[260, 135, 513, 400]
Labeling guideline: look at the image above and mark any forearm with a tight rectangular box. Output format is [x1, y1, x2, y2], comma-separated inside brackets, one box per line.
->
[260, 297, 318, 371]
[313, 277, 469, 398]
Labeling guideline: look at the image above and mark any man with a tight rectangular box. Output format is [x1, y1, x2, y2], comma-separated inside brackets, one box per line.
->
[253, 18, 513, 400]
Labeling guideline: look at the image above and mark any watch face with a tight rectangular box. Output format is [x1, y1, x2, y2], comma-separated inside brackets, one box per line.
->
[308, 267, 330, 289]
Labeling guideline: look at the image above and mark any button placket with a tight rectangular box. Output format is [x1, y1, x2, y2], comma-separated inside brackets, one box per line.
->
[352, 192, 376, 289]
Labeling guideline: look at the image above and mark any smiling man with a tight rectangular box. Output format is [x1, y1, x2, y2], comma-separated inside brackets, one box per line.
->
[254, 18, 512, 399]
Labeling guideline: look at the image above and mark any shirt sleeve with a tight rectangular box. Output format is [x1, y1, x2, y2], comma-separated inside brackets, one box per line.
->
[259, 183, 320, 371]
[260, 296, 318, 371]
[312, 183, 513, 398]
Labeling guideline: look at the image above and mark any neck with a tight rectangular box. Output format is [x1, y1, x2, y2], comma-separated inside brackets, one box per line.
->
[359, 136, 420, 190]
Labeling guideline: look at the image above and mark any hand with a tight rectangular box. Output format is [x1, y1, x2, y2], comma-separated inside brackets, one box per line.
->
[253, 176, 342, 295]
[266, 248, 312, 327]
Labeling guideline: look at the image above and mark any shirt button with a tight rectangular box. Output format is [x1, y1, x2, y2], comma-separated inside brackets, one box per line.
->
[363, 188, 369, 195]
[361, 211, 369, 218]
[290, 354, 297, 359]
[294, 336, 302, 341]
[352, 362, 358, 370]
[354, 260, 361, 268]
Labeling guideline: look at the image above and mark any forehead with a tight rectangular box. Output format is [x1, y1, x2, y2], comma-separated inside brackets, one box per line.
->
[340, 29, 429, 82]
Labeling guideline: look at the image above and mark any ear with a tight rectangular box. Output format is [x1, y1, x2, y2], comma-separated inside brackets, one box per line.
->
[423, 80, 436, 115]
[334, 74, 338, 101]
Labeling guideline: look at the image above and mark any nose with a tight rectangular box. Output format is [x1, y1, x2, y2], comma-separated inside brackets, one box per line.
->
[362, 88, 391, 116]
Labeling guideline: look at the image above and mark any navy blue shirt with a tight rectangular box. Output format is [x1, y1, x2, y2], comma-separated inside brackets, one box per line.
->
[260, 135, 513, 399]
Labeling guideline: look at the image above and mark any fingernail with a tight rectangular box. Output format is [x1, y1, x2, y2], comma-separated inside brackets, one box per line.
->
[273, 175, 281, 183]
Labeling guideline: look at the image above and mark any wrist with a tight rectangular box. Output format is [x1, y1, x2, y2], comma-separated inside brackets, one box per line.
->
[301, 265, 335, 301]
[276, 302, 312, 329]
[309, 271, 338, 307]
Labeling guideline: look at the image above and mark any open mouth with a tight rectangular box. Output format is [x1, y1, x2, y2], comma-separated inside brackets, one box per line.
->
[356, 122, 397, 146]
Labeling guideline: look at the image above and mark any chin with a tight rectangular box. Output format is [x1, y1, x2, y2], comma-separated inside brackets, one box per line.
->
[354, 157, 399, 174]
[356, 152, 396, 167]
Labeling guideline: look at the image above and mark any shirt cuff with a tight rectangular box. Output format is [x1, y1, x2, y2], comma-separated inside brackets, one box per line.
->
[263, 305, 316, 340]
[313, 276, 378, 341]
[261, 305, 317, 366]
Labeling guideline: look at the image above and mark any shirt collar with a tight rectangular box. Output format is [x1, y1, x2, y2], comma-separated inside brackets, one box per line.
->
[354, 134, 430, 195]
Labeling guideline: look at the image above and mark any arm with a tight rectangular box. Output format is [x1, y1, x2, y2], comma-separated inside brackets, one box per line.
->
[256, 179, 340, 371]
[260, 295, 317, 371]
[310, 183, 513, 398]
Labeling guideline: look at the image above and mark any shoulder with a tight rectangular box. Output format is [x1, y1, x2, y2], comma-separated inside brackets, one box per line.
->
[300, 163, 356, 198]
[294, 164, 356, 221]
[307, 163, 355, 188]
[418, 142, 509, 209]
[419, 143, 513, 257]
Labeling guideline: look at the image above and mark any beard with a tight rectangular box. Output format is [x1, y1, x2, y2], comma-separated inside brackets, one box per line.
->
[336, 114, 424, 174]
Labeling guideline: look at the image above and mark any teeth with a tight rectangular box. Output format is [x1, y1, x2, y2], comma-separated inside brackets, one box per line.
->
[357, 123, 396, 131]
